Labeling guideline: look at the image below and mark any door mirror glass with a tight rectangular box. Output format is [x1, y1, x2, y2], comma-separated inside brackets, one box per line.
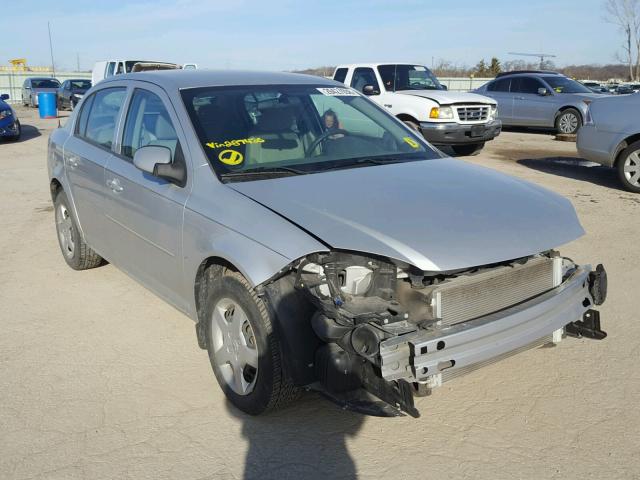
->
[133, 145, 171, 174]
[362, 84, 380, 96]
[538, 87, 549, 96]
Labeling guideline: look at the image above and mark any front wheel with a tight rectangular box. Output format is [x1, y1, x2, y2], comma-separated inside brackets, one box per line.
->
[204, 270, 298, 415]
[7, 120, 21, 141]
[556, 108, 581, 134]
[452, 142, 485, 156]
[54, 190, 103, 270]
[617, 141, 640, 193]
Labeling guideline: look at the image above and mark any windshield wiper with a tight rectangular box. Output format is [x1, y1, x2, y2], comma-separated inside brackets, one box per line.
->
[220, 165, 308, 180]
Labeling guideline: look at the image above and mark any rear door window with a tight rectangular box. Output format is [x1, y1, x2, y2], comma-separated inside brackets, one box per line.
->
[487, 78, 511, 92]
[106, 62, 116, 78]
[81, 88, 127, 149]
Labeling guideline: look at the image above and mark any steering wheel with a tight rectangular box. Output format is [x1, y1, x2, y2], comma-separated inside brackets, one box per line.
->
[305, 129, 349, 157]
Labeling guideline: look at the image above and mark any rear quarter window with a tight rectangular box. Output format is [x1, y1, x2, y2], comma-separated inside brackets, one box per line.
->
[333, 68, 348, 84]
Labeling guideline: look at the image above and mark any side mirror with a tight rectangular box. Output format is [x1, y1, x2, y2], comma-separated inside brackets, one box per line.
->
[362, 84, 380, 96]
[0, 94, 9, 100]
[133, 145, 186, 187]
[538, 87, 549, 96]
[441, 84, 448, 91]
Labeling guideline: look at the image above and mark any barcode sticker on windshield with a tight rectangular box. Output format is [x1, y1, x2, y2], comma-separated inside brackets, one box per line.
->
[317, 87, 359, 96]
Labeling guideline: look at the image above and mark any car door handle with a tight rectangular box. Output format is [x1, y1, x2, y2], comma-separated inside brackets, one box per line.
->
[67, 156, 79, 168]
[106, 178, 123, 193]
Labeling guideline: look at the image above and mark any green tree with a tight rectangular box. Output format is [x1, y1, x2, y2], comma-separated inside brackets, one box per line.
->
[489, 57, 502, 76]
[474, 59, 488, 76]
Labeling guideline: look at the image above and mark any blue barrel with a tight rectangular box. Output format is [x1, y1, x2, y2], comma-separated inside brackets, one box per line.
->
[38, 92, 57, 119]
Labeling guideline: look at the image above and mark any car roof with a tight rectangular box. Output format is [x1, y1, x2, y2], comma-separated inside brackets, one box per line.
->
[98, 69, 340, 90]
[335, 63, 422, 69]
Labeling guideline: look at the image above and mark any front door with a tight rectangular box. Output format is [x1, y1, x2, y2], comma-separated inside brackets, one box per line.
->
[102, 84, 191, 310]
[511, 76, 557, 127]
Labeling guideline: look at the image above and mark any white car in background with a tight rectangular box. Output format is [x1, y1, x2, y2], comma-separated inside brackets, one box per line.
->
[91, 60, 197, 85]
[333, 63, 501, 156]
[577, 93, 640, 192]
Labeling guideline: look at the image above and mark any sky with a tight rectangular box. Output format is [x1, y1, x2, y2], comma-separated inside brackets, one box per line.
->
[0, 0, 625, 72]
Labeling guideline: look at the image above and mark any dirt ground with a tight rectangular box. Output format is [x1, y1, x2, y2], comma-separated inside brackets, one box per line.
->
[1, 106, 638, 480]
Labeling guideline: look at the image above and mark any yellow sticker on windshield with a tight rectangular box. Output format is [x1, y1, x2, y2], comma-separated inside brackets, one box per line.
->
[403, 137, 420, 149]
[218, 149, 244, 166]
[206, 137, 265, 149]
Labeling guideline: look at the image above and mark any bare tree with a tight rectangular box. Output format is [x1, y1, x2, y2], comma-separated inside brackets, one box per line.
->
[605, 0, 640, 80]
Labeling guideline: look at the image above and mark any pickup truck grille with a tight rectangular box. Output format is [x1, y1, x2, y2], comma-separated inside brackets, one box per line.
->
[456, 105, 490, 122]
[433, 256, 557, 327]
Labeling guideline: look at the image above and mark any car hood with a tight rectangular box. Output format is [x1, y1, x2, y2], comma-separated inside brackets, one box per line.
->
[229, 159, 584, 272]
[396, 90, 496, 105]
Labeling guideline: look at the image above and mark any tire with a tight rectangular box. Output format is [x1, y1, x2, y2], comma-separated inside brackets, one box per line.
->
[452, 142, 485, 156]
[204, 269, 299, 415]
[616, 140, 640, 193]
[555, 108, 581, 134]
[7, 120, 21, 141]
[54, 190, 103, 270]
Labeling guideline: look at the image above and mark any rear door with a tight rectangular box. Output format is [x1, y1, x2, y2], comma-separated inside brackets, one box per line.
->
[483, 77, 513, 123]
[63, 86, 127, 255]
[511, 76, 556, 126]
[102, 83, 191, 310]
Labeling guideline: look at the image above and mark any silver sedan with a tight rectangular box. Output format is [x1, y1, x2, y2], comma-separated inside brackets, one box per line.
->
[578, 93, 640, 192]
[47, 70, 607, 417]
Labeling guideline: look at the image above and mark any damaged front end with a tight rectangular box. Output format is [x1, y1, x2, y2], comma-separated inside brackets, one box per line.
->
[263, 250, 607, 418]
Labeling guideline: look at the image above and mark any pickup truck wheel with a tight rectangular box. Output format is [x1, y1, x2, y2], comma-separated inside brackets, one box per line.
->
[556, 108, 581, 134]
[452, 143, 484, 156]
[204, 270, 299, 415]
[617, 141, 640, 193]
[54, 190, 103, 270]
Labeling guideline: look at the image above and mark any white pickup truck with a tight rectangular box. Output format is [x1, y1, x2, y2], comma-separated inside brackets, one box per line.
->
[333, 63, 501, 155]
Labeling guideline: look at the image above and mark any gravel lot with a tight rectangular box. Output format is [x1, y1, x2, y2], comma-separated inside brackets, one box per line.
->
[1, 106, 638, 480]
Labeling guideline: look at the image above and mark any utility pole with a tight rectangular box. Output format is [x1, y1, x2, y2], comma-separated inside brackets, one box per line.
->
[508, 52, 557, 70]
[47, 21, 56, 77]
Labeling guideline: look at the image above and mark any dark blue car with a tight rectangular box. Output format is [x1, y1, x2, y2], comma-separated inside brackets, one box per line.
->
[0, 94, 21, 141]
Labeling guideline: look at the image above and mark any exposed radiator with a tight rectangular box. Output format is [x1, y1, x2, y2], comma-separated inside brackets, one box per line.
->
[433, 256, 557, 327]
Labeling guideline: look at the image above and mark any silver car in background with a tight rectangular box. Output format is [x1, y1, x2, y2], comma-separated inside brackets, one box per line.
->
[47, 70, 607, 417]
[578, 93, 640, 192]
[22, 77, 61, 107]
[476, 71, 598, 134]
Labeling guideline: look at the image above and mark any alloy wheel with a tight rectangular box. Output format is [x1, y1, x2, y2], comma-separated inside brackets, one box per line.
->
[623, 150, 640, 187]
[559, 113, 579, 134]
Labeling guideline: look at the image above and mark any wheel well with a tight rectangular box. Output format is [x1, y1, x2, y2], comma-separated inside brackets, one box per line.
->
[396, 114, 420, 125]
[614, 133, 640, 165]
[556, 106, 583, 123]
[194, 256, 238, 321]
[50, 179, 62, 201]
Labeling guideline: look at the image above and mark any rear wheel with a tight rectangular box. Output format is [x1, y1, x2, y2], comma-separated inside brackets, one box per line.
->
[452, 142, 484, 156]
[616, 141, 640, 193]
[555, 108, 581, 134]
[54, 190, 103, 270]
[204, 269, 298, 415]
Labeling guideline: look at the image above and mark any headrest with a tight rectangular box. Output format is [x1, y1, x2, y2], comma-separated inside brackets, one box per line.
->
[255, 106, 296, 132]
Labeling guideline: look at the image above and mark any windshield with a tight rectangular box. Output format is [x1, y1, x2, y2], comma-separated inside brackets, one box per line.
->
[182, 84, 438, 181]
[32, 79, 60, 88]
[544, 77, 592, 94]
[378, 65, 443, 91]
[70, 80, 91, 90]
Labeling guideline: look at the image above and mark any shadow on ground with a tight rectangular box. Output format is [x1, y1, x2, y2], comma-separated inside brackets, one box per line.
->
[226, 393, 365, 480]
[517, 156, 624, 191]
[15, 124, 41, 143]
